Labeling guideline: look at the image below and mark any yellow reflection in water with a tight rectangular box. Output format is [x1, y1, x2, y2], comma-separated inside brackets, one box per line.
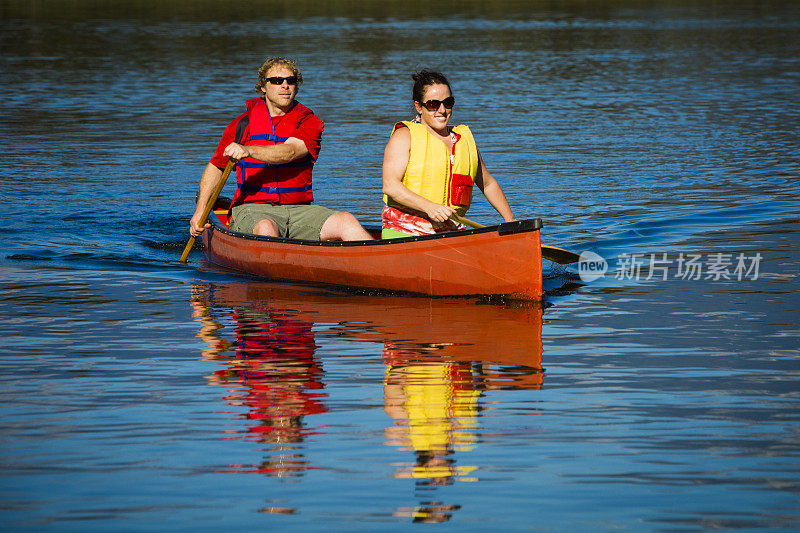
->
[190, 281, 545, 521]
[384, 361, 480, 483]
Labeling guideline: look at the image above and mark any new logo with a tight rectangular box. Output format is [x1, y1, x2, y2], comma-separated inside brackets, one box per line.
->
[578, 251, 607, 282]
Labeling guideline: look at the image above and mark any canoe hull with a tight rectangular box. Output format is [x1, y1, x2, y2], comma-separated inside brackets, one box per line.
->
[203, 215, 543, 300]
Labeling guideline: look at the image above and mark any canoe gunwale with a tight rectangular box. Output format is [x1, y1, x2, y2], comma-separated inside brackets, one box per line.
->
[207, 212, 543, 247]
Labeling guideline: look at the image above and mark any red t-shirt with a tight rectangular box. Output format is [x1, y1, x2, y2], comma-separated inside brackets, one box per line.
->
[209, 101, 324, 169]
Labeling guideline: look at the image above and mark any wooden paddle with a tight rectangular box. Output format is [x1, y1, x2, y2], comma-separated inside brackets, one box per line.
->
[452, 214, 580, 265]
[179, 159, 237, 264]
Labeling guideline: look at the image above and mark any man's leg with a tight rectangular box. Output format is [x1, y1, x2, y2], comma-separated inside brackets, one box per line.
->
[229, 204, 288, 236]
[319, 211, 374, 241]
[287, 205, 373, 241]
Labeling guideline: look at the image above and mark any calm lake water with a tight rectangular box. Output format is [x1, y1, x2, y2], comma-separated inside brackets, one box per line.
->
[2, 1, 799, 530]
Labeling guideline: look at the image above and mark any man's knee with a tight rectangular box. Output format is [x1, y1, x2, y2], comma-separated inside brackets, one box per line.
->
[336, 211, 360, 226]
[253, 218, 280, 237]
[320, 211, 367, 241]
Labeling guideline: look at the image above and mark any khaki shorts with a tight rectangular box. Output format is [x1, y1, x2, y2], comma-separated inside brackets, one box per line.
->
[229, 203, 336, 240]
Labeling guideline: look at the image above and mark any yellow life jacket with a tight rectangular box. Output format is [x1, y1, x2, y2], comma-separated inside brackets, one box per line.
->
[384, 121, 479, 217]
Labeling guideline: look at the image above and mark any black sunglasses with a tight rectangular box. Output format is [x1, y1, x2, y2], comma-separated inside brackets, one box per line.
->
[419, 96, 455, 111]
[265, 76, 298, 86]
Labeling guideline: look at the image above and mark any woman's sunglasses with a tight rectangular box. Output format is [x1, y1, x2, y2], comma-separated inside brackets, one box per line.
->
[420, 96, 455, 111]
[266, 76, 298, 85]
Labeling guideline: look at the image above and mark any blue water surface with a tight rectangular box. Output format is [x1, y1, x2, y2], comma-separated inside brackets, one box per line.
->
[1, 1, 799, 530]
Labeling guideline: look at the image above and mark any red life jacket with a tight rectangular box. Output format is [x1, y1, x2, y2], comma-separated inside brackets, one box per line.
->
[230, 98, 316, 208]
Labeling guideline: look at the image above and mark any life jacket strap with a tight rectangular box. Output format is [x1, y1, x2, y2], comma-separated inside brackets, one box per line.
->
[238, 160, 312, 171]
[238, 184, 313, 194]
[249, 133, 289, 143]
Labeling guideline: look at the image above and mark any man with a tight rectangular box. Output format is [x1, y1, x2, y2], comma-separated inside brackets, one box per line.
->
[190, 57, 372, 241]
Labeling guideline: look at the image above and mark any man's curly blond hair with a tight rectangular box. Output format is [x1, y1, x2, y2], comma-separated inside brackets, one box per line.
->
[255, 57, 303, 93]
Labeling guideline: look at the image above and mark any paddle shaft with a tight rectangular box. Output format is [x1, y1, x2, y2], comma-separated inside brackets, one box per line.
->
[451, 214, 483, 229]
[451, 214, 580, 264]
[179, 159, 237, 264]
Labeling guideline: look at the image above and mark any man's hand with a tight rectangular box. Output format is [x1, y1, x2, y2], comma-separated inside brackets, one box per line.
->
[189, 162, 226, 237]
[223, 142, 251, 160]
[189, 212, 211, 237]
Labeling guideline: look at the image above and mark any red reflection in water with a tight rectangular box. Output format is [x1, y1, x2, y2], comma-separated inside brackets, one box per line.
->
[192, 285, 328, 478]
[191, 281, 544, 519]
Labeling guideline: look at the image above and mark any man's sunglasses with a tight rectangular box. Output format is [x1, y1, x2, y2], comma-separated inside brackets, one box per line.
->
[266, 76, 298, 85]
[420, 96, 455, 111]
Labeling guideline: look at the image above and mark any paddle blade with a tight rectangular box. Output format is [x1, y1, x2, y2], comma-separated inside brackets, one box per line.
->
[542, 245, 580, 265]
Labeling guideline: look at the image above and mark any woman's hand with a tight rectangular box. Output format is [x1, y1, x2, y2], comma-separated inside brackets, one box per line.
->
[424, 202, 455, 223]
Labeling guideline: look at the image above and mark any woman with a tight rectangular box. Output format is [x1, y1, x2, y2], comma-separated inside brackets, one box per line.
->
[381, 69, 515, 238]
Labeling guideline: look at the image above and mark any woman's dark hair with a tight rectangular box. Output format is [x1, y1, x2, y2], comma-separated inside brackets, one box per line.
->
[412, 69, 451, 102]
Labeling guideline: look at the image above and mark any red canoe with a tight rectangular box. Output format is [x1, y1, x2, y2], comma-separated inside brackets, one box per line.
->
[202, 210, 544, 300]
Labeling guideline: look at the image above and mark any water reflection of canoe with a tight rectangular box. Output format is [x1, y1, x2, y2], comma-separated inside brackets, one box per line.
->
[190, 281, 545, 482]
[202, 210, 543, 300]
[196, 281, 544, 389]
